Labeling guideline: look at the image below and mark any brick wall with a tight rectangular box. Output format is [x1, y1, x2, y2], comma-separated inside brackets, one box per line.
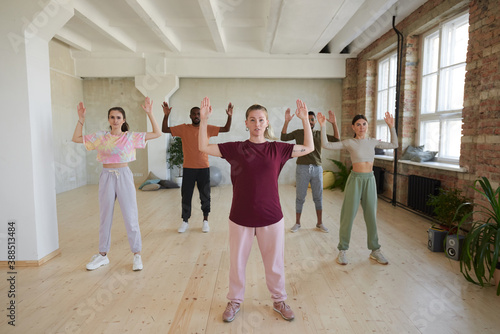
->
[341, 0, 500, 206]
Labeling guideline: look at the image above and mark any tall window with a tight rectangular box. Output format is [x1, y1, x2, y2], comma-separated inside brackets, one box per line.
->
[419, 13, 468, 162]
[376, 53, 397, 154]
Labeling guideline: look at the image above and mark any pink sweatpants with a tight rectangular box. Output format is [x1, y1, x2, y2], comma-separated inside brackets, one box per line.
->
[98, 167, 142, 254]
[227, 218, 287, 304]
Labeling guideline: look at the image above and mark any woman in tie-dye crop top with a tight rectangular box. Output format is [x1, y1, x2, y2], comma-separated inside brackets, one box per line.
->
[72, 97, 162, 272]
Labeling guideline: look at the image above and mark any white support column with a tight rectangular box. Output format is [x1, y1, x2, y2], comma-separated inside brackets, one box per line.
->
[135, 71, 179, 180]
[0, 1, 73, 262]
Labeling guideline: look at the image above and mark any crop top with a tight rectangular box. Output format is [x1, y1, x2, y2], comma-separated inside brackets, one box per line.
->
[84, 131, 147, 164]
[321, 125, 398, 163]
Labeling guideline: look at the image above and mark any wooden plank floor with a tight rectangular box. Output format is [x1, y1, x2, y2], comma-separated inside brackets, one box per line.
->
[1, 184, 500, 333]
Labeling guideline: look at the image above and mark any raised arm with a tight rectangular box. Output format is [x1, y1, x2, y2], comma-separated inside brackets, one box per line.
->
[141, 97, 162, 141]
[291, 100, 314, 158]
[199, 97, 222, 157]
[161, 101, 172, 133]
[219, 102, 233, 133]
[376, 111, 398, 149]
[327, 110, 340, 141]
[72, 102, 86, 143]
[318, 112, 345, 150]
[280, 108, 294, 141]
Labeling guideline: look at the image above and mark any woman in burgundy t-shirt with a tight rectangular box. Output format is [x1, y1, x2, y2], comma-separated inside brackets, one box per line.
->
[198, 97, 314, 323]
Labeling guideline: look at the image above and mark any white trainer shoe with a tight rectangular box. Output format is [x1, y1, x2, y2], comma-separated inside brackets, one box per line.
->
[178, 221, 189, 233]
[336, 250, 348, 265]
[290, 224, 301, 233]
[370, 249, 389, 265]
[202, 220, 210, 233]
[86, 254, 109, 270]
[133, 254, 143, 271]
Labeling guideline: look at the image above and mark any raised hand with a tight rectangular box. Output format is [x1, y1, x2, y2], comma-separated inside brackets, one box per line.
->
[77, 102, 86, 120]
[162, 101, 172, 116]
[384, 111, 395, 128]
[142, 97, 153, 114]
[327, 110, 337, 124]
[284, 108, 294, 122]
[226, 102, 234, 116]
[317, 112, 326, 126]
[295, 99, 308, 120]
[200, 97, 212, 120]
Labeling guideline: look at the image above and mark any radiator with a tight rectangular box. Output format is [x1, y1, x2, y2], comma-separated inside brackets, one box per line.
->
[408, 175, 441, 215]
[373, 166, 385, 194]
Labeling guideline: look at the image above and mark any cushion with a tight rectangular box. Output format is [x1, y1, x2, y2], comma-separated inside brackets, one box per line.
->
[410, 151, 438, 162]
[400, 145, 425, 160]
[139, 178, 161, 190]
[141, 183, 161, 191]
[159, 179, 180, 189]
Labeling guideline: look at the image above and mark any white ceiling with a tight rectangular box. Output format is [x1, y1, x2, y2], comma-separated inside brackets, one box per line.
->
[52, 0, 428, 78]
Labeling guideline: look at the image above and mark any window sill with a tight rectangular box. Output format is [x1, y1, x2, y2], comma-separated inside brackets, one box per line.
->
[399, 160, 468, 173]
[374, 155, 394, 161]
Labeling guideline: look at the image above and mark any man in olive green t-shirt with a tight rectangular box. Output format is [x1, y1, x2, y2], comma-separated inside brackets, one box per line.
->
[281, 109, 339, 233]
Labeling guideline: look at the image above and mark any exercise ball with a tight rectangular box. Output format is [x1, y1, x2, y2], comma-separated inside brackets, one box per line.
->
[210, 166, 222, 187]
[323, 171, 335, 189]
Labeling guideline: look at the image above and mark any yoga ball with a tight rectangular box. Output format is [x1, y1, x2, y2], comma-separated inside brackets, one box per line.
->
[210, 166, 222, 187]
[323, 171, 335, 189]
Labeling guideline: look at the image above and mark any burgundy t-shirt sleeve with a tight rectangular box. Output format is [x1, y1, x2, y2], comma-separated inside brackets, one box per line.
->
[277, 142, 294, 166]
[218, 141, 234, 160]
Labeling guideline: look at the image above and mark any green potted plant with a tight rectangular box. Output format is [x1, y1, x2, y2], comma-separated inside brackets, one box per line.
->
[427, 188, 473, 233]
[456, 177, 500, 295]
[167, 136, 183, 186]
[427, 187, 472, 255]
[326, 159, 352, 192]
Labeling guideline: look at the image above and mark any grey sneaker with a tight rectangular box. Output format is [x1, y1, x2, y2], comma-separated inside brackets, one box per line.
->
[133, 254, 143, 271]
[222, 301, 240, 322]
[202, 220, 210, 233]
[316, 224, 329, 233]
[336, 250, 348, 265]
[86, 254, 109, 270]
[290, 224, 301, 233]
[370, 249, 389, 265]
[178, 221, 189, 233]
[273, 301, 295, 321]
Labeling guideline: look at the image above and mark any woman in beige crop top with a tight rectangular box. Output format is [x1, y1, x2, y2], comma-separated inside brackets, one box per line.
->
[317, 112, 398, 266]
[318, 111, 397, 173]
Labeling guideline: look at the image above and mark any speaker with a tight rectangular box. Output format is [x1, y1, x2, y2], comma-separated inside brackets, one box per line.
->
[428, 228, 447, 252]
[445, 235, 465, 261]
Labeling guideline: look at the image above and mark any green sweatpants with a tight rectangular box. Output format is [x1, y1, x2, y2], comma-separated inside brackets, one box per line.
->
[338, 171, 381, 251]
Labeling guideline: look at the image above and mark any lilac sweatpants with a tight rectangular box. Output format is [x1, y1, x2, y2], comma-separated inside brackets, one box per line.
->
[227, 218, 287, 304]
[98, 167, 142, 254]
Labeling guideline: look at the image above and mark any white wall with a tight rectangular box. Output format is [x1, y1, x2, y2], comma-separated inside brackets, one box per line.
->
[50, 39, 86, 194]
[169, 78, 342, 185]
[0, 1, 73, 262]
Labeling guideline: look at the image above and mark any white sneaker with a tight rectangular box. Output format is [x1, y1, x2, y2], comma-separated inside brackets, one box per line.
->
[202, 220, 210, 233]
[370, 249, 389, 265]
[290, 224, 301, 233]
[133, 254, 143, 271]
[336, 250, 348, 265]
[316, 224, 329, 233]
[178, 221, 189, 233]
[86, 254, 109, 270]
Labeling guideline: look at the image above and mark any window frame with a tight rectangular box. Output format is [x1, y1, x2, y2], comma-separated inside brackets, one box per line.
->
[417, 12, 469, 163]
[375, 52, 398, 156]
